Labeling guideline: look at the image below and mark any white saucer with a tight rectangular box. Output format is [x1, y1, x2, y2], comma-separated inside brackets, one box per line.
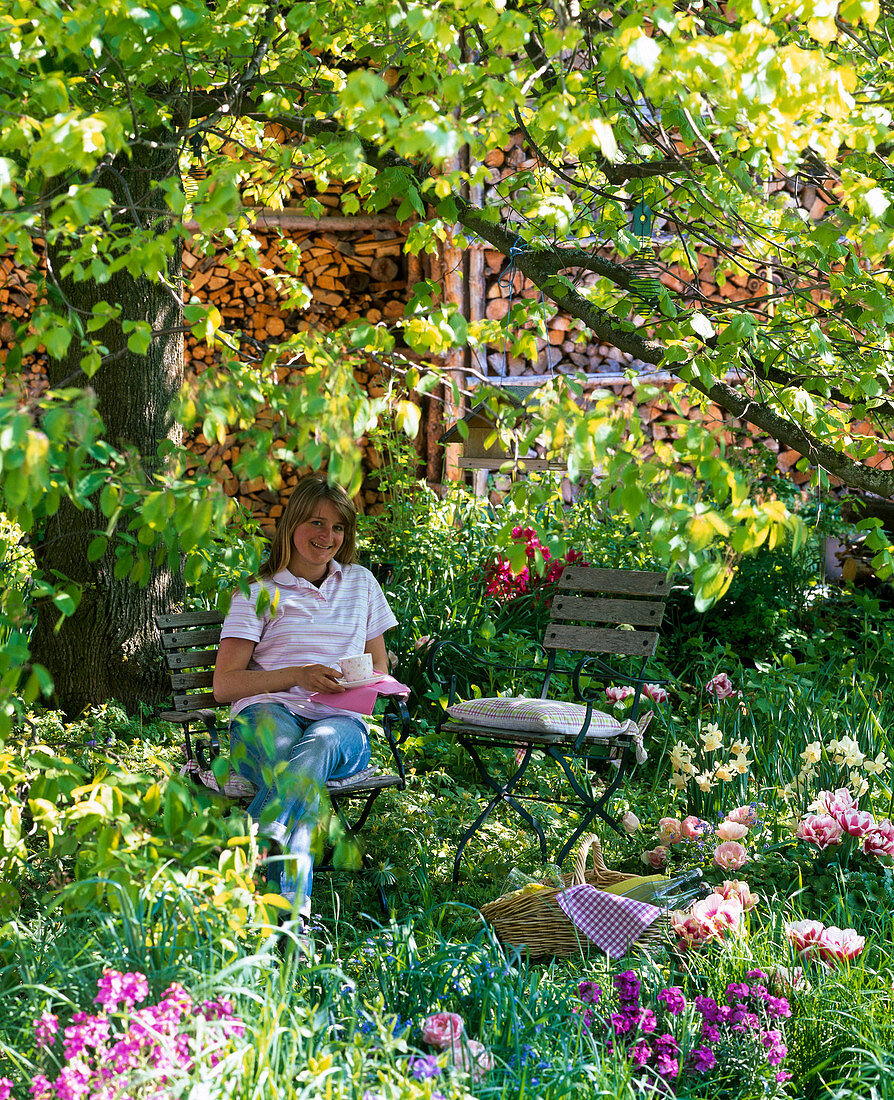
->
[338, 673, 389, 688]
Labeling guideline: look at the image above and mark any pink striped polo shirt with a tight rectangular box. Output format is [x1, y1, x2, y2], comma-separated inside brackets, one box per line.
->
[220, 561, 398, 721]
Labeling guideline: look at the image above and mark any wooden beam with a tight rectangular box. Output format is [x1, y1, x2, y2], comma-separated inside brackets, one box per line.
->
[183, 210, 407, 233]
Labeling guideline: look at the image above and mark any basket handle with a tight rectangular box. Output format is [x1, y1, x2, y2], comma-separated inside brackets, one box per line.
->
[572, 833, 609, 885]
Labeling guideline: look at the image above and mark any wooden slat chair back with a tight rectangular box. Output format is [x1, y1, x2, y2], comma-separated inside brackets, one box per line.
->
[156, 609, 409, 836]
[545, 565, 668, 663]
[158, 611, 223, 753]
[432, 566, 669, 880]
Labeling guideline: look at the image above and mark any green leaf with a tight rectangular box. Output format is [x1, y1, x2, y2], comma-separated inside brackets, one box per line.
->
[692, 561, 733, 611]
[87, 536, 108, 562]
[126, 323, 153, 355]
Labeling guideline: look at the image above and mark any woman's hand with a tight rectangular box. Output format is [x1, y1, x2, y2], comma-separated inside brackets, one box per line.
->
[214, 638, 345, 703]
[292, 664, 345, 694]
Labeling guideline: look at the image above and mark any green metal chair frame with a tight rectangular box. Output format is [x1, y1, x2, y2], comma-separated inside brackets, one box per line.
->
[429, 566, 669, 882]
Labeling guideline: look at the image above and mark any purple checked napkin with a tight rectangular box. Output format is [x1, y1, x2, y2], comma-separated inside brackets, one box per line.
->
[556, 884, 661, 959]
[310, 674, 410, 715]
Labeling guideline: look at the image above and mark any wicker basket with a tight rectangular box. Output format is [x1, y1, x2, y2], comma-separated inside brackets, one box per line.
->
[479, 833, 670, 958]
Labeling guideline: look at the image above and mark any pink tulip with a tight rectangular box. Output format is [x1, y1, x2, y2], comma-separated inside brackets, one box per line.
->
[839, 808, 875, 838]
[643, 683, 668, 703]
[726, 805, 760, 827]
[815, 926, 865, 966]
[716, 820, 749, 842]
[705, 673, 741, 699]
[421, 1012, 464, 1049]
[657, 817, 683, 844]
[671, 909, 707, 949]
[785, 920, 825, 954]
[813, 788, 857, 821]
[606, 685, 635, 704]
[450, 1039, 493, 1081]
[674, 893, 745, 948]
[713, 841, 749, 870]
[863, 819, 894, 859]
[713, 879, 759, 911]
[641, 846, 670, 870]
[621, 811, 641, 834]
[796, 814, 843, 850]
[681, 815, 712, 840]
[693, 892, 745, 928]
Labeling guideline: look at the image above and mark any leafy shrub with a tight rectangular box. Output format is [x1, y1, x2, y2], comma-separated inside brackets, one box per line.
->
[661, 546, 817, 671]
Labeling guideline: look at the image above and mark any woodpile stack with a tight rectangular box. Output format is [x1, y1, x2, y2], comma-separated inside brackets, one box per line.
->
[184, 226, 408, 362]
[0, 148, 871, 525]
[0, 247, 48, 400]
[182, 220, 412, 525]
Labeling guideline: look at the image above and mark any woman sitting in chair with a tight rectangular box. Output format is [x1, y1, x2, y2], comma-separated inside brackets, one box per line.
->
[212, 474, 397, 921]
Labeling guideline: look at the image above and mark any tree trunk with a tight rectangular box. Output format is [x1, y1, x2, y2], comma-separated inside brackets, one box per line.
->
[31, 141, 185, 716]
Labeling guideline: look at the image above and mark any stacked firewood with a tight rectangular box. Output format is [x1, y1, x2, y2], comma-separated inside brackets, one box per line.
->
[476, 133, 835, 380]
[182, 221, 410, 523]
[0, 248, 48, 399]
[184, 227, 408, 364]
[0, 153, 867, 524]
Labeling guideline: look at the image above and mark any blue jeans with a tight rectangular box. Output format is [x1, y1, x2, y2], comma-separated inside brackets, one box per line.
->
[229, 703, 371, 915]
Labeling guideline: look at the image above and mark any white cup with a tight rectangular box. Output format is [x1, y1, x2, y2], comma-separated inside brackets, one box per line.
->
[338, 653, 374, 683]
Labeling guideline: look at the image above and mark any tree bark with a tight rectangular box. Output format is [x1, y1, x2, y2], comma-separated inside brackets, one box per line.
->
[31, 141, 185, 716]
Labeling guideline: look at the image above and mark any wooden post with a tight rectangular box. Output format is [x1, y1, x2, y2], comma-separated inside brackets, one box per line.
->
[439, 149, 468, 485]
[467, 180, 487, 380]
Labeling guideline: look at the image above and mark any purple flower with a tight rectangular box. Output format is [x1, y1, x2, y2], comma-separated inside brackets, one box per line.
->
[93, 970, 149, 1013]
[51, 1060, 91, 1100]
[409, 1055, 441, 1080]
[761, 1029, 788, 1066]
[0, 1079, 13, 1100]
[630, 1039, 652, 1067]
[657, 987, 686, 1015]
[655, 1053, 679, 1078]
[766, 996, 792, 1019]
[29, 1075, 53, 1100]
[34, 1013, 59, 1050]
[690, 1046, 717, 1072]
[610, 1011, 636, 1036]
[637, 1009, 657, 1034]
[725, 982, 750, 1003]
[615, 976, 642, 1003]
[29, 972, 248, 1100]
[701, 1023, 721, 1043]
[749, 983, 770, 1001]
[577, 981, 602, 1005]
[694, 996, 722, 1022]
[62, 1014, 110, 1060]
[613, 971, 641, 1006]
[653, 1033, 679, 1054]
[746, 968, 768, 982]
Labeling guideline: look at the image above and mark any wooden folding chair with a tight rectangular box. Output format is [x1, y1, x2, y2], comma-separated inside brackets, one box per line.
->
[155, 610, 411, 908]
[429, 567, 669, 881]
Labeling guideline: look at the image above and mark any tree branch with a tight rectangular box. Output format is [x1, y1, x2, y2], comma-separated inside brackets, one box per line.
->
[246, 107, 894, 499]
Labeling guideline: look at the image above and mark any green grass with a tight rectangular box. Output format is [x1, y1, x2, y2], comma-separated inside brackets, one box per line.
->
[4, 569, 894, 1099]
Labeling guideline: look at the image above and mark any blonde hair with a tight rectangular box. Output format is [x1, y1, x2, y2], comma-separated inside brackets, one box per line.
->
[259, 475, 357, 578]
